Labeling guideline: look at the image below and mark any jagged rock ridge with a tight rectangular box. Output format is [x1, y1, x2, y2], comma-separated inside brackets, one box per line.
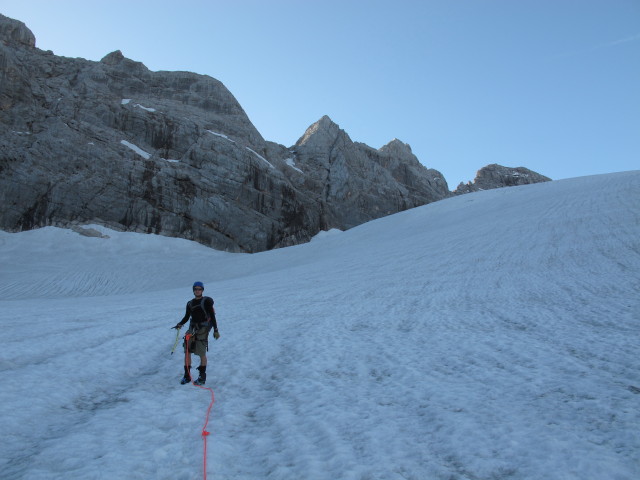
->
[453, 164, 552, 195]
[0, 14, 549, 252]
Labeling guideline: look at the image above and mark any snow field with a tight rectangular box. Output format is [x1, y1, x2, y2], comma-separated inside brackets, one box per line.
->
[0, 171, 639, 479]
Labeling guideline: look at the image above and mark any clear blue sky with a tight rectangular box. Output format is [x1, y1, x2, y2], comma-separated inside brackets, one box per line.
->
[1, 0, 638, 187]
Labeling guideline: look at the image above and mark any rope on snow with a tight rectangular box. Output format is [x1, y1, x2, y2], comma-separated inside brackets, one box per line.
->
[179, 331, 216, 480]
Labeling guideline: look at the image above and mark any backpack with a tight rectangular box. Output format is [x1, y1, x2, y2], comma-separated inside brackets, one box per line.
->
[189, 296, 215, 330]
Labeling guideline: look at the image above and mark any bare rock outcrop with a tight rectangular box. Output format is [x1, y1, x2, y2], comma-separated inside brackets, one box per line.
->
[0, 14, 34, 47]
[453, 164, 551, 195]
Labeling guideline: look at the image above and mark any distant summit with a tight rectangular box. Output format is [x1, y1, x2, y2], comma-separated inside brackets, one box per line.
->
[295, 115, 347, 149]
[454, 164, 552, 194]
[380, 139, 414, 157]
[0, 14, 34, 47]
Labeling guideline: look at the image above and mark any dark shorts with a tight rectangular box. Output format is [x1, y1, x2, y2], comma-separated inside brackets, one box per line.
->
[183, 325, 209, 357]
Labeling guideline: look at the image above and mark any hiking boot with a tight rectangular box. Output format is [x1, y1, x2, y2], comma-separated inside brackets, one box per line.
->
[180, 366, 191, 384]
[194, 365, 206, 385]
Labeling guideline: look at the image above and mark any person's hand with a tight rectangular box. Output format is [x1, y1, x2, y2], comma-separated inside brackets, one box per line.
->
[213, 331, 220, 340]
[171, 324, 181, 330]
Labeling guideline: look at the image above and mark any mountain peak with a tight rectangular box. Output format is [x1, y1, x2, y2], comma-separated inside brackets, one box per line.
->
[295, 115, 346, 147]
[380, 138, 413, 156]
[317, 115, 335, 127]
[100, 50, 148, 71]
[453, 163, 552, 195]
[0, 13, 35, 48]
[100, 50, 125, 65]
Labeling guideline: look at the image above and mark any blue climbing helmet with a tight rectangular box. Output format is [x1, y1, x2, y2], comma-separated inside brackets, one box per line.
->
[193, 281, 204, 291]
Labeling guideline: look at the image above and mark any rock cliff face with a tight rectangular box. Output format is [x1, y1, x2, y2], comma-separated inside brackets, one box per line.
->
[290, 116, 449, 231]
[453, 164, 552, 195]
[0, 14, 548, 252]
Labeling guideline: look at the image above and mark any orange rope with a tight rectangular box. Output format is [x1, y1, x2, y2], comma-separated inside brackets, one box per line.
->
[184, 332, 216, 480]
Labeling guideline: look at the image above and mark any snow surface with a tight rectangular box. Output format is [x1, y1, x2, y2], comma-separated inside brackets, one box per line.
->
[120, 140, 151, 160]
[285, 158, 303, 173]
[1, 171, 639, 480]
[134, 104, 156, 113]
[207, 131, 235, 143]
[246, 147, 274, 169]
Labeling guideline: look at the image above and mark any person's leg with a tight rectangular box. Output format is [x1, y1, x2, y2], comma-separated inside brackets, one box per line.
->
[181, 360, 192, 383]
[181, 335, 194, 383]
[193, 328, 209, 385]
[194, 354, 207, 384]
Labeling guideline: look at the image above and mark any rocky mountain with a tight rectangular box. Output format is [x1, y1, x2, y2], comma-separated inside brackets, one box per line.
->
[0, 14, 549, 252]
[453, 164, 552, 195]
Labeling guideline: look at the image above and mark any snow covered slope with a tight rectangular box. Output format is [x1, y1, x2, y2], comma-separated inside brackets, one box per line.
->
[0, 171, 639, 480]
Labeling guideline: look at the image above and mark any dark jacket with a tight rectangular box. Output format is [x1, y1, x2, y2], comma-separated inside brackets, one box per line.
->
[177, 296, 218, 332]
